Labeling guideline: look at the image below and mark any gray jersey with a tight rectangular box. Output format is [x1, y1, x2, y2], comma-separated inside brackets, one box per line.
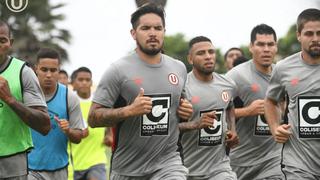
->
[266, 52, 320, 175]
[45, 85, 85, 129]
[181, 72, 236, 177]
[93, 51, 187, 176]
[226, 60, 282, 166]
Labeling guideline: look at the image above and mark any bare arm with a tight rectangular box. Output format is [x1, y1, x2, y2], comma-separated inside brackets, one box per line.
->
[88, 88, 152, 127]
[179, 111, 216, 133]
[0, 76, 50, 135]
[235, 99, 265, 119]
[225, 107, 239, 148]
[55, 117, 83, 144]
[265, 97, 291, 143]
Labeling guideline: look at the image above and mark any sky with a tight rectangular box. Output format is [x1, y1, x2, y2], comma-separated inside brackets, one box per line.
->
[53, 0, 318, 83]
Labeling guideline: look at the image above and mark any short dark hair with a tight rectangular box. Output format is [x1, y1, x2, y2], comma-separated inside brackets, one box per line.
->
[233, 56, 248, 67]
[59, 69, 68, 77]
[188, 36, 212, 53]
[36, 48, 61, 64]
[224, 47, 244, 61]
[131, 3, 165, 29]
[71, 66, 92, 83]
[297, 8, 320, 33]
[250, 24, 277, 44]
[0, 20, 12, 38]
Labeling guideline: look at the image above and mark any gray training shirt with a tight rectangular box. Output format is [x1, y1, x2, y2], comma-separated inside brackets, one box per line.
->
[181, 71, 236, 177]
[266, 52, 320, 175]
[226, 60, 282, 166]
[93, 51, 187, 176]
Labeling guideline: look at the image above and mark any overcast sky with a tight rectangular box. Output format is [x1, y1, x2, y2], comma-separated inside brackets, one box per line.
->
[53, 0, 318, 83]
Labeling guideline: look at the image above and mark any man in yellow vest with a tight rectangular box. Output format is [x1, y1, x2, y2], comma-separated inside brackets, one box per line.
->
[69, 67, 112, 180]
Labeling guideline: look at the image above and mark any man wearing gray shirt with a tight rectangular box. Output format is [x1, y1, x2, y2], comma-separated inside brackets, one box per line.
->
[226, 24, 283, 180]
[265, 8, 320, 179]
[88, 3, 192, 180]
[0, 20, 50, 180]
[180, 36, 238, 180]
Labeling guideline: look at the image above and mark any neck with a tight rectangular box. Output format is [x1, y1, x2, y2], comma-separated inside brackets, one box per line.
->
[0, 55, 8, 67]
[253, 61, 272, 75]
[193, 69, 213, 82]
[77, 91, 91, 99]
[136, 48, 161, 64]
[42, 84, 57, 96]
[301, 51, 320, 65]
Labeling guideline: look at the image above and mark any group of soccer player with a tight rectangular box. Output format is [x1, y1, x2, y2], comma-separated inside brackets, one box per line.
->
[0, 3, 319, 180]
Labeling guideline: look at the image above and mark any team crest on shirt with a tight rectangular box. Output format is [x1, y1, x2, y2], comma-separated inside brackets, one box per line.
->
[168, 73, 179, 85]
[221, 91, 230, 102]
[298, 96, 320, 138]
[290, 78, 299, 86]
[251, 83, 260, 92]
[254, 115, 271, 136]
[141, 94, 171, 136]
[198, 109, 223, 146]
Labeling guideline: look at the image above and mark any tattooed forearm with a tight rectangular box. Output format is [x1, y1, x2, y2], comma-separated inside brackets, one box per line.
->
[88, 103, 128, 127]
[7, 100, 50, 135]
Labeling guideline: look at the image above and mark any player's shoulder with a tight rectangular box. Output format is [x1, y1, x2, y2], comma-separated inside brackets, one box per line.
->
[226, 60, 251, 77]
[214, 73, 237, 87]
[275, 52, 301, 69]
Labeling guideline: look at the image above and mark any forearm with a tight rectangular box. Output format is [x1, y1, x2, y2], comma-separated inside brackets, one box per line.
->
[7, 98, 50, 135]
[265, 98, 281, 134]
[179, 121, 198, 132]
[226, 108, 236, 132]
[89, 106, 130, 127]
[234, 106, 251, 119]
[66, 129, 83, 144]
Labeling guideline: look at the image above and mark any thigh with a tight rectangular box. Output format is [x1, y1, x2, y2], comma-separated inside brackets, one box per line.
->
[73, 169, 88, 180]
[28, 168, 67, 180]
[87, 164, 107, 180]
[0, 152, 27, 178]
[209, 169, 237, 180]
[110, 173, 149, 180]
[150, 159, 188, 180]
[231, 165, 255, 180]
[1, 175, 27, 180]
[255, 158, 284, 180]
[283, 165, 320, 180]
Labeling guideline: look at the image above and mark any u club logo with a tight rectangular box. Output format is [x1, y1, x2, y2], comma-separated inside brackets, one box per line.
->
[5, 0, 28, 12]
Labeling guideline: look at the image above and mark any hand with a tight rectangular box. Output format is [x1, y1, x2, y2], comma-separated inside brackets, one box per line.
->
[103, 134, 113, 147]
[0, 76, 14, 104]
[177, 98, 193, 121]
[248, 99, 265, 116]
[195, 111, 216, 129]
[127, 88, 152, 117]
[54, 116, 70, 134]
[225, 130, 239, 149]
[272, 124, 291, 143]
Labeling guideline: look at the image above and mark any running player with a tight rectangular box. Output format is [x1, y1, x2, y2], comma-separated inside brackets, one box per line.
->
[88, 3, 192, 180]
[265, 8, 320, 179]
[226, 24, 284, 180]
[179, 36, 238, 180]
[0, 20, 50, 179]
[28, 48, 85, 180]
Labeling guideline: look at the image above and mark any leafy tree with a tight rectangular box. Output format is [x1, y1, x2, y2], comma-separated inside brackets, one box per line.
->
[278, 24, 300, 59]
[0, 1, 70, 65]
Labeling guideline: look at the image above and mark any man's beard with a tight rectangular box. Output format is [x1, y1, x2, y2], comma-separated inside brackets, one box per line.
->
[137, 41, 162, 56]
[307, 46, 320, 58]
[194, 63, 214, 75]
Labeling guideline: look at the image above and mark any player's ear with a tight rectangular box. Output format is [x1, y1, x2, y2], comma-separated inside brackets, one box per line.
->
[130, 29, 137, 40]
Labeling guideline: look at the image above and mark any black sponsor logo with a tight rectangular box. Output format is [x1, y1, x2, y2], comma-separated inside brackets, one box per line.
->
[298, 97, 320, 138]
[198, 109, 223, 146]
[254, 115, 271, 136]
[141, 94, 171, 136]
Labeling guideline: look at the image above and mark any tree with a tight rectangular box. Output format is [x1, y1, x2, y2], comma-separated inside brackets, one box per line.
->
[0, 1, 70, 65]
[278, 24, 300, 59]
